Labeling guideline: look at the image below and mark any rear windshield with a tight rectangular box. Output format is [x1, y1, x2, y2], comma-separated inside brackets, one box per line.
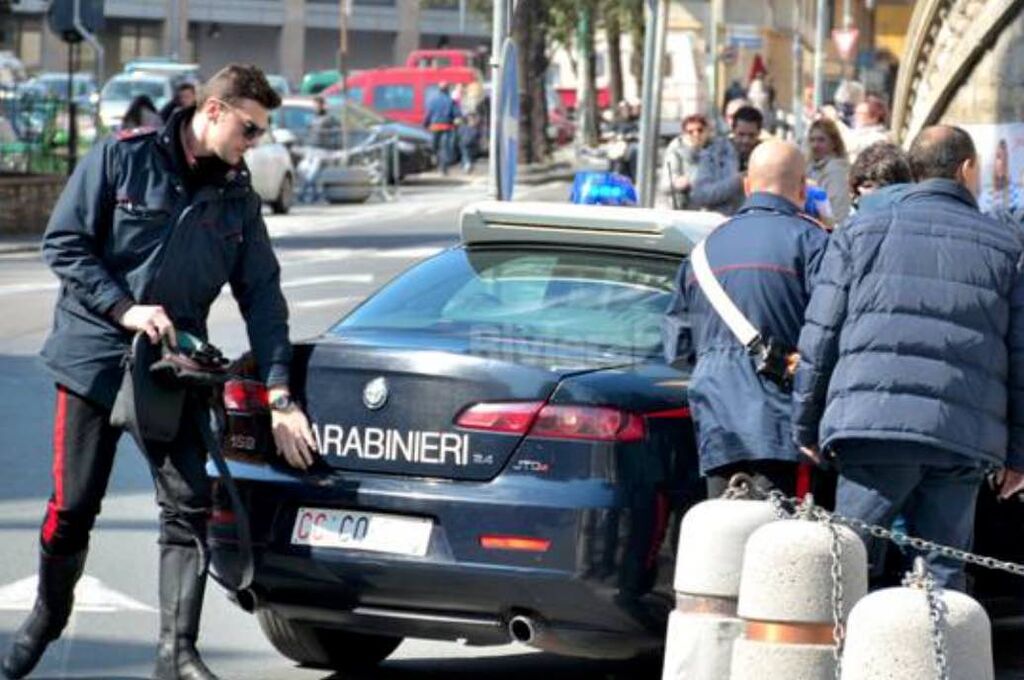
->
[333, 247, 681, 360]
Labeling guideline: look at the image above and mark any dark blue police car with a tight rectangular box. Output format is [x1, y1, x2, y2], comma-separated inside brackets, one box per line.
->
[208, 202, 724, 671]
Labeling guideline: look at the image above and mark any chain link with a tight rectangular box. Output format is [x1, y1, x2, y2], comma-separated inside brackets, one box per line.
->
[903, 559, 951, 680]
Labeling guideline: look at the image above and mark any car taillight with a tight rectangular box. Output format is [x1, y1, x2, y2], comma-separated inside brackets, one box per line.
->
[223, 379, 269, 412]
[454, 401, 544, 434]
[456, 402, 645, 442]
[531, 405, 646, 442]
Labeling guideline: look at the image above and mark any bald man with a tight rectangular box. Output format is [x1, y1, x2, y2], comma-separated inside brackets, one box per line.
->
[663, 140, 829, 497]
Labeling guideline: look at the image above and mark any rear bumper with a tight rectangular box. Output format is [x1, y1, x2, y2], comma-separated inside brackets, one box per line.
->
[209, 464, 677, 658]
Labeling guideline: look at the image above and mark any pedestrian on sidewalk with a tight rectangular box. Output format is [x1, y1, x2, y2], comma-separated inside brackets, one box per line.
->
[805, 117, 851, 224]
[458, 112, 480, 174]
[423, 82, 461, 176]
[2, 63, 317, 680]
[662, 140, 828, 497]
[792, 125, 1024, 590]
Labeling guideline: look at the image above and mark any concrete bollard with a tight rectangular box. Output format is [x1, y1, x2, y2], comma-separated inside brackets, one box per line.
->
[729, 520, 868, 680]
[841, 567, 994, 680]
[661, 499, 777, 680]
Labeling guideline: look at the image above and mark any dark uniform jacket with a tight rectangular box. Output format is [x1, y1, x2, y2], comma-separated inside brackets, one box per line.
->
[792, 179, 1024, 470]
[663, 192, 828, 474]
[40, 107, 291, 408]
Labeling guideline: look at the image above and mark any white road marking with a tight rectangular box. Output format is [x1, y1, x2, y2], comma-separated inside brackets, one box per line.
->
[0, 281, 58, 296]
[293, 296, 360, 309]
[0, 575, 155, 613]
[282, 274, 373, 289]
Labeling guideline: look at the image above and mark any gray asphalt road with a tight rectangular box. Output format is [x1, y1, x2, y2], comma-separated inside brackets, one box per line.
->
[0, 176, 664, 680]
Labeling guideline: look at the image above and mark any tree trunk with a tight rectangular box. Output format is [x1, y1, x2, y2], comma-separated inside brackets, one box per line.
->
[605, 3, 624, 109]
[626, 0, 645, 96]
[511, 1, 549, 164]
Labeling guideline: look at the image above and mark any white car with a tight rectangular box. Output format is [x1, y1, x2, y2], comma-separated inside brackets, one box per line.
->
[99, 72, 173, 129]
[245, 130, 295, 214]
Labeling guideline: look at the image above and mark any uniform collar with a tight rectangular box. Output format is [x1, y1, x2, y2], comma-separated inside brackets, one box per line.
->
[155, 105, 251, 190]
[738, 191, 801, 216]
[904, 178, 979, 210]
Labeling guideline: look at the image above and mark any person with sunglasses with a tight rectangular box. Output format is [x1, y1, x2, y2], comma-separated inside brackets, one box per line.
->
[3, 63, 316, 680]
[662, 113, 736, 212]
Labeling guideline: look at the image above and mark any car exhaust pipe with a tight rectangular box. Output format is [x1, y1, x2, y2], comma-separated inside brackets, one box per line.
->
[234, 587, 261, 613]
[508, 614, 542, 644]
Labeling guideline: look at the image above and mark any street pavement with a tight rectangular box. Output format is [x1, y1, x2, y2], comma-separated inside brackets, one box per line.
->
[0, 173, 1020, 678]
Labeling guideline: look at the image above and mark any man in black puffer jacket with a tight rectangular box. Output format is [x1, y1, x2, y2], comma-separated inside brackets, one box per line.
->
[792, 125, 1024, 589]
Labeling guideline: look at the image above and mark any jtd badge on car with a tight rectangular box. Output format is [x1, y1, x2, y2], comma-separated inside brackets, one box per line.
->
[311, 423, 471, 466]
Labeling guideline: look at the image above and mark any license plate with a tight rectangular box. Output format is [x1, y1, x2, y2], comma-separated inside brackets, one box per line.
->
[290, 507, 433, 557]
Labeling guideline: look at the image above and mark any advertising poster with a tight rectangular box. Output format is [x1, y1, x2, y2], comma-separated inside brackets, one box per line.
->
[961, 123, 1024, 216]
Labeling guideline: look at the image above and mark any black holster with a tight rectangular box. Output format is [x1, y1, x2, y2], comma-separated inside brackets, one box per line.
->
[749, 335, 795, 393]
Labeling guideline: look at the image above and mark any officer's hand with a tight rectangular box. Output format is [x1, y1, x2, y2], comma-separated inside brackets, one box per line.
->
[799, 445, 821, 464]
[995, 467, 1024, 500]
[271, 407, 318, 471]
[119, 305, 177, 347]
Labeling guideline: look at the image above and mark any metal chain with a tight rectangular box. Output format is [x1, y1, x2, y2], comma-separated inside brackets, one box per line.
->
[766, 491, 1024, 577]
[903, 558, 950, 680]
[823, 513, 845, 680]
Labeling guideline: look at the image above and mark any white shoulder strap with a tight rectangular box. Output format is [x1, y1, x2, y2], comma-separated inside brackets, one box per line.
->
[690, 238, 761, 347]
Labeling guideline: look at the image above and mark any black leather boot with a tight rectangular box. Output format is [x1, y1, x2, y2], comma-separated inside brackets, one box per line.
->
[2, 549, 87, 679]
[152, 545, 221, 680]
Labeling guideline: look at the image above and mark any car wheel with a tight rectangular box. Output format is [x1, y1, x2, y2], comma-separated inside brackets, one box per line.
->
[256, 608, 402, 671]
[271, 173, 293, 215]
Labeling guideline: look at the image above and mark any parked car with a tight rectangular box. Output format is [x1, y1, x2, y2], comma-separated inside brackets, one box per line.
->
[327, 66, 483, 127]
[99, 72, 173, 129]
[18, 72, 98, 109]
[209, 202, 723, 672]
[245, 130, 295, 214]
[273, 95, 433, 180]
[265, 74, 292, 97]
[300, 70, 340, 95]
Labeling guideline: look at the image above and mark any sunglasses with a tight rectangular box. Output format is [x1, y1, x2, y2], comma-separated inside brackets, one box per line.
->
[212, 98, 267, 141]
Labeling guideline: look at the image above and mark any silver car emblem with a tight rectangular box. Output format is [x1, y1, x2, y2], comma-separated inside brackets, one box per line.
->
[362, 377, 389, 410]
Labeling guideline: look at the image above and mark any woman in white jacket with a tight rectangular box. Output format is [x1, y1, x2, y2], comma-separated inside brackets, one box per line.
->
[806, 118, 851, 224]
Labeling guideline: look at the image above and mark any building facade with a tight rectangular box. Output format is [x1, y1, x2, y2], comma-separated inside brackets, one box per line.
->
[1, 0, 489, 84]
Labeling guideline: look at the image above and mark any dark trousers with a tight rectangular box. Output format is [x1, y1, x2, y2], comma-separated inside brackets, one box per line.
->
[836, 455, 985, 591]
[705, 459, 802, 499]
[41, 385, 212, 556]
[431, 129, 454, 173]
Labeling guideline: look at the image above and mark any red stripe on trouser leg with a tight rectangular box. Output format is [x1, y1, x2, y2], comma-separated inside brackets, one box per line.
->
[795, 462, 812, 500]
[42, 387, 69, 544]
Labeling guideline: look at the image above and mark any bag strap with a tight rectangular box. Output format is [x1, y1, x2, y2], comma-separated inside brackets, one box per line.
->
[690, 238, 761, 348]
[193, 402, 255, 592]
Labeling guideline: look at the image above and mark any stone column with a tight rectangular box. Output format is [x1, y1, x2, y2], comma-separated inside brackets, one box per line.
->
[162, 0, 190, 61]
[280, 0, 306, 86]
[393, 0, 421, 66]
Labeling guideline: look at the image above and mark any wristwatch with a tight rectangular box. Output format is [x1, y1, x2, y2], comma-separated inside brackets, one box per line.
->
[269, 392, 296, 412]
